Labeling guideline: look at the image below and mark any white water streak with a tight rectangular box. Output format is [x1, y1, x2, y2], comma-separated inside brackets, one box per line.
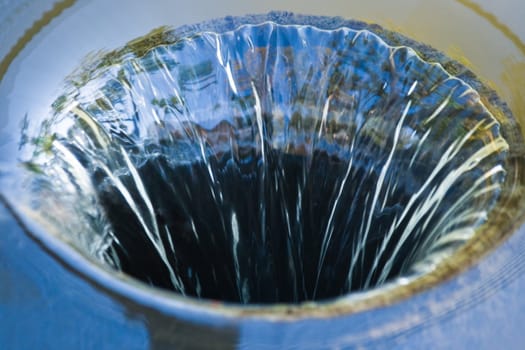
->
[423, 90, 454, 125]
[252, 81, 268, 245]
[409, 129, 431, 168]
[347, 100, 413, 285]
[318, 95, 332, 139]
[71, 106, 110, 149]
[375, 135, 507, 285]
[314, 138, 355, 296]
[97, 151, 185, 292]
[231, 212, 244, 302]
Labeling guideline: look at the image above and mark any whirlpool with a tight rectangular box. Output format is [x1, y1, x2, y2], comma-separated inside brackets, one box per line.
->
[1, 1, 525, 349]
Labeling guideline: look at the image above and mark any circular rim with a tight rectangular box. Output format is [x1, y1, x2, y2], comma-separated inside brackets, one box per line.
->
[3, 11, 525, 321]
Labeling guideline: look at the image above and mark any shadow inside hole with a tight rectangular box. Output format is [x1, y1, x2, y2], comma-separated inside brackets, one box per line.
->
[16, 18, 509, 305]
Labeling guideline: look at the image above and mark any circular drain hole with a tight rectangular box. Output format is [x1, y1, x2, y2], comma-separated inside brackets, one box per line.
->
[15, 15, 517, 305]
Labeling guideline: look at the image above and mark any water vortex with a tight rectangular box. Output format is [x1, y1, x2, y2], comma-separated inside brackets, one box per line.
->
[14, 15, 515, 305]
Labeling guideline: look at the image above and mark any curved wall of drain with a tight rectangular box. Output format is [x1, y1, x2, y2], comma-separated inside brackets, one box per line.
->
[1, 2, 525, 349]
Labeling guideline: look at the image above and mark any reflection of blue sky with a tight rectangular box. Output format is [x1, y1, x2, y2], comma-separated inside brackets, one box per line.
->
[0, 203, 149, 349]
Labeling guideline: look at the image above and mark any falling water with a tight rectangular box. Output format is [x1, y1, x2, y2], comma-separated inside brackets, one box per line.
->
[12, 18, 510, 304]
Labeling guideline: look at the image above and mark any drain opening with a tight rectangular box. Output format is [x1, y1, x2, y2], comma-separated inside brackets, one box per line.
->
[19, 19, 509, 304]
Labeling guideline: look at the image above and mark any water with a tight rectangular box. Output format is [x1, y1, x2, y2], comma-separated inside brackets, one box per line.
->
[1, 1, 525, 349]
[5, 17, 512, 304]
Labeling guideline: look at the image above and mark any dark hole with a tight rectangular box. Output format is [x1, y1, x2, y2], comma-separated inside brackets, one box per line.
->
[95, 134, 450, 304]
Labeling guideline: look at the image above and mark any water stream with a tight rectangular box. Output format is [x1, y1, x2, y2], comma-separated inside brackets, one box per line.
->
[0, 1, 524, 348]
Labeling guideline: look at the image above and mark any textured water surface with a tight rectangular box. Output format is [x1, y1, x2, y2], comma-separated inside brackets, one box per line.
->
[11, 21, 509, 304]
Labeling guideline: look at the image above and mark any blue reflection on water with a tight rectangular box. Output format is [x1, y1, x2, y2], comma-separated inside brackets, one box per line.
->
[0, 202, 149, 349]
